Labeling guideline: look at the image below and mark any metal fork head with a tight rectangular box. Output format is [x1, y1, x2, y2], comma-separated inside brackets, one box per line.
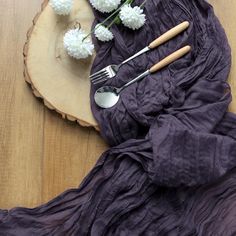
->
[90, 65, 119, 85]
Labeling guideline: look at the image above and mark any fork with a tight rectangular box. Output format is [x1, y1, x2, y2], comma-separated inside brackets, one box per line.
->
[90, 21, 190, 85]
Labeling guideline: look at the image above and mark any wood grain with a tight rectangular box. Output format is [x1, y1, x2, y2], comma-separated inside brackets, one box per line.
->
[0, 0, 107, 209]
[209, 0, 236, 113]
[0, 0, 235, 209]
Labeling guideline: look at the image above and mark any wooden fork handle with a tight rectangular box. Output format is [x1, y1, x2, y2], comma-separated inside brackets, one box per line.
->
[148, 21, 190, 49]
[149, 46, 191, 73]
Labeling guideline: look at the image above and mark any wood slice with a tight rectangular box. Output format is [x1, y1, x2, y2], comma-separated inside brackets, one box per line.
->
[23, 0, 98, 130]
[23, 0, 236, 130]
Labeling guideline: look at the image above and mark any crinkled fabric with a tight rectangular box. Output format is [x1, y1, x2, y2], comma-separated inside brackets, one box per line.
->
[1, 0, 236, 235]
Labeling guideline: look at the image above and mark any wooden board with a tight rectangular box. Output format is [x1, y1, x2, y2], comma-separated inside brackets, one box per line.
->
[24, 0, 98, 130]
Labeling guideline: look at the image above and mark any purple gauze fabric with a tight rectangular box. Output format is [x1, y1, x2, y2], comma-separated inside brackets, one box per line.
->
[1, 0, 236, 235]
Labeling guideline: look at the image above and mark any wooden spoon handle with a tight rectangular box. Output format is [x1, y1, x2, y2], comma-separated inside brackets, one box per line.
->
[149, 45, 191, 73]
[148, 21, 190, 49]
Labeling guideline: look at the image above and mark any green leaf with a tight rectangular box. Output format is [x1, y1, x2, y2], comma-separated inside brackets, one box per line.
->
[114, 16, 121, 25]
[126, 0, 134, 4]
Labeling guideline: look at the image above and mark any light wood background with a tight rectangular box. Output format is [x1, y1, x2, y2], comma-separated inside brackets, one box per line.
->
[0, 0, 235, 209]
[0, 0, 108, 209]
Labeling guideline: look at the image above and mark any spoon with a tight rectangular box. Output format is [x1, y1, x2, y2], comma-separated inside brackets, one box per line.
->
[94, 45, 191, 109]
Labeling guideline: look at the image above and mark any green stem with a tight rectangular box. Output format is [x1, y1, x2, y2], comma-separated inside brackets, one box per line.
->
[107, 0, 144, 29]
[82, 0, 129, 41]
[140, 0, 148, 8]
[107, 15, 119, 29]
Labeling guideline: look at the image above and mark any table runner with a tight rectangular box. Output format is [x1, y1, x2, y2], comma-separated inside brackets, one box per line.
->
[1, 0, 236, 235]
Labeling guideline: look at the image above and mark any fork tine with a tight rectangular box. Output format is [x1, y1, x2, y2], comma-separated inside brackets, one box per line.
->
[90, 74, 109, 83]
[92, 77, 108, 85]
[91, 73, 110, 83]
[91, 75, 110, 84]
[90, 71, 110, 81]
[90, 68, 107, 78]
[90, 71, 109, 80]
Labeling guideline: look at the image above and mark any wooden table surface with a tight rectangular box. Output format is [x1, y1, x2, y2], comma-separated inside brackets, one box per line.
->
[0, 0, 235, 209]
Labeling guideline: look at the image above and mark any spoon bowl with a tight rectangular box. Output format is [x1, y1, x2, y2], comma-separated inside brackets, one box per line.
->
[94, 86, 120, 108]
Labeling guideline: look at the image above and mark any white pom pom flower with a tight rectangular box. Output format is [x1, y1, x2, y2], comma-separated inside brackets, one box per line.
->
[63, 28, 94, 59]
[94, 24, 114, 42]
[119, 4, 146, 30]
[90, 0, 121, 13]
[49, 0, 73, 15]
